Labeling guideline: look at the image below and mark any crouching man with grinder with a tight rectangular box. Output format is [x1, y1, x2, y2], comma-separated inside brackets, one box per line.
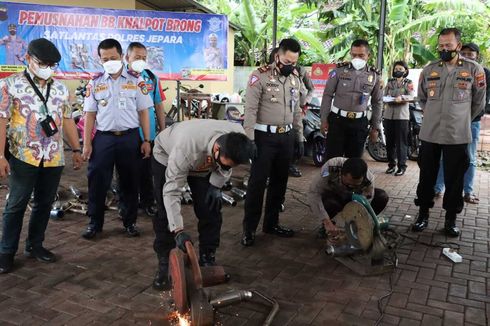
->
[308, 157, 389, 240]
[151, 119, 254, 290]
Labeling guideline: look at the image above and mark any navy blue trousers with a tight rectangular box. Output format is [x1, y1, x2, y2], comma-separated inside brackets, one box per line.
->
[87, 130, 140, 230]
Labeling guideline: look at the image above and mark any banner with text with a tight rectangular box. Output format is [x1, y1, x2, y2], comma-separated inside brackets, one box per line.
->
[0, 2, 228, 80]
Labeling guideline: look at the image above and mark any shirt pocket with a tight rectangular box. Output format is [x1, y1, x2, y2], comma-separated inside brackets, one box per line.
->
[94, 90, 110, 109]
[426, 79, 441, 101]
[452, 82, 471, 102]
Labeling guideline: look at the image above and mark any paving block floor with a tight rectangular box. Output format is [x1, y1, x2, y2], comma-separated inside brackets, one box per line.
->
[0, 151, 488, 325]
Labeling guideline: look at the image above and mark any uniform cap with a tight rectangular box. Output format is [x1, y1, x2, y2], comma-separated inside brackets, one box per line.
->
[461, 42, 480, 54]
[28, 38, 61, 63]
[8, 24, 16, 30]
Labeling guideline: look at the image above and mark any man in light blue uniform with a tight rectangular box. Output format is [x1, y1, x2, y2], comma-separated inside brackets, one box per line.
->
[81, 38, 153, 239]
[125, 42, 166, 217]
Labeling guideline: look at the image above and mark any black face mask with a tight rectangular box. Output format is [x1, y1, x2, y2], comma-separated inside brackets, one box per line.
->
[215, 149, 232, 171]
[392, 71, 405, 78]
[439, 50, 458, 62]
[9, 31, 15, 36]
[278, 63, 294, 77]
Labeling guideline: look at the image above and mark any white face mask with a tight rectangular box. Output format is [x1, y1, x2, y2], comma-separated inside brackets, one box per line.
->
[130, 59, 147, 73]
[351, 58, 367, 70]
[34, 66, 54, 80]
[103, 60, 123, 74]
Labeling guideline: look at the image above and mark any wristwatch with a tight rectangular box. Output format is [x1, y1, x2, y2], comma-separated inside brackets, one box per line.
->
[72, 149, 82, 153]
[143, 139, 150, 143]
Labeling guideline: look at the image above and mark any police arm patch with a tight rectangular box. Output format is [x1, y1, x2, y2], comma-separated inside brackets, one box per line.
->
[249, 74, 259, 86]
[476, 72, 486, 88]
[138, 81, 149, 95]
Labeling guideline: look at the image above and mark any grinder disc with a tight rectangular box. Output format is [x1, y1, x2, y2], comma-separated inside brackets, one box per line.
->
[336, 201, 374, 251]
[185, 241, 203, 290]
[169, 248, 188, 313]
[190, 288, 214, 326]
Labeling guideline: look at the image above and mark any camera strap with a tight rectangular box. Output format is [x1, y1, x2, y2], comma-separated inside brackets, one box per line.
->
[24, 69, 52, 116]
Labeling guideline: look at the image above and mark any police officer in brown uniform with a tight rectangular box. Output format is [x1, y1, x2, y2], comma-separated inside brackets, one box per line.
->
[320, 39, 382, 161]
[241, 39, 303, 246]
[413, 28, 486, 237]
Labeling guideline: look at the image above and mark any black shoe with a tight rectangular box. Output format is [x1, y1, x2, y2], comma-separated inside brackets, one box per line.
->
[444, 214, 460, 237]
[395, 167, 406, 176]
[0, 253, 14, 274]
[24, 246, 56, 263]
[144, 205, 157, 217]
[288, 165, 302, 177]
[386, 166, 396, 174]
[152, 256, 170, 290]
[241, 231, 256, 247]
[199, 249, 217, 267]
[125, 224, 140, 237]
[412, 210, 429, 232]
[263, 225, 295, 237]
[82, 225, 99, 239]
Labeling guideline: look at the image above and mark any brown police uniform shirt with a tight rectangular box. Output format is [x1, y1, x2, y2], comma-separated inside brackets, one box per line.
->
[320, 62, 383, 129]
[153, 119, 245, 231]
[418, 56, 486, 144]
[383, 78, 415, 120]
[308, 157, 375, 222]
[243, 62, 303, 142]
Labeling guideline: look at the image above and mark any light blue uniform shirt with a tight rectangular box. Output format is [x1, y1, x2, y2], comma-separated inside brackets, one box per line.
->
[137, 69, 165, 140]
[84, 66, 153, 131]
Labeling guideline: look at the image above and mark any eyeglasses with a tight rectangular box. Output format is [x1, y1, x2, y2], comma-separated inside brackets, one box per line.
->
[32, 57, 59, 69]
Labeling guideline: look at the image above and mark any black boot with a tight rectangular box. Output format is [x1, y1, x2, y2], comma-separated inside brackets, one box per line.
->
[199, 249, 216, 267]
[444, 212, 460, 237]
[412, 207, 429, 232]
[152, 255, 170, 290]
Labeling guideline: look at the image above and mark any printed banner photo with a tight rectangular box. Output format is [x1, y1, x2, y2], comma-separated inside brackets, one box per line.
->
[0, 2, 228, 80]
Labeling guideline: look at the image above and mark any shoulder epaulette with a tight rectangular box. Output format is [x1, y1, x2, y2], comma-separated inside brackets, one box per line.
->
[336, 61, 350, 68]
[91, 72, 104, 80]
[127, 69, 140, 78]
[369, 66, 381, 75]
[258, 65, 271, 73]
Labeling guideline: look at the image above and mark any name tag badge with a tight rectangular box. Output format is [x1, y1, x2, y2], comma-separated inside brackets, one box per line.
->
[118, 97, 127, 110]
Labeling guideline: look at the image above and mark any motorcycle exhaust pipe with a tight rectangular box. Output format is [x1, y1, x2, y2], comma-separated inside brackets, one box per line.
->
[221, 193, 236, 206]
[210, 290, 253, 308]
[230, 187, 246, 199]
[50, 201, 65, 219]
[69, 185, 82, 199]
[222, 180, 233, 191]
[325, 244, 363, 257]
[181, 191, 193, 204]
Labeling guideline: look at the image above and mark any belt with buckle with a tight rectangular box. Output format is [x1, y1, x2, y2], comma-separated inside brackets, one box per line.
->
[98, 128, 138, 136]
[255, 123, 292, 134]
[331, 106, 366, 119]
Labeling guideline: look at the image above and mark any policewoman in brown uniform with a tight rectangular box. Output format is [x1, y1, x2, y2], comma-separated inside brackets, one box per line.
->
[383, 60, 414, 176]
[241, 39, 303, 246]
[413, 28, 486, 237]
[320, 39, 383, 161]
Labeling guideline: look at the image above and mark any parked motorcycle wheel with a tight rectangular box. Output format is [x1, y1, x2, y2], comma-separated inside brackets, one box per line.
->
[366, 135, 388, 162]
[408, 133, 420, 161]
[313, 137, 326, 167]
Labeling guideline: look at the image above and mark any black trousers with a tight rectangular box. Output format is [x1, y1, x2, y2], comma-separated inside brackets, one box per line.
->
[243, 130, 294, 232]
[325, 113, 368, 161]
[0, 157, 63, 254]
[384, 119, 409, 169]
[322, 188, 389, 219]
[151, 157, 222, 257]
[415, 141, 469, 214]
[87, 130, 140, 230]
[118, 141, 155, 213]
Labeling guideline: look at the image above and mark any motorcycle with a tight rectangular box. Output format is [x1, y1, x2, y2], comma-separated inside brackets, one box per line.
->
[365, 106, 388, 162]
[167, 83, 207, 123]
[303, 102, 326, 167]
